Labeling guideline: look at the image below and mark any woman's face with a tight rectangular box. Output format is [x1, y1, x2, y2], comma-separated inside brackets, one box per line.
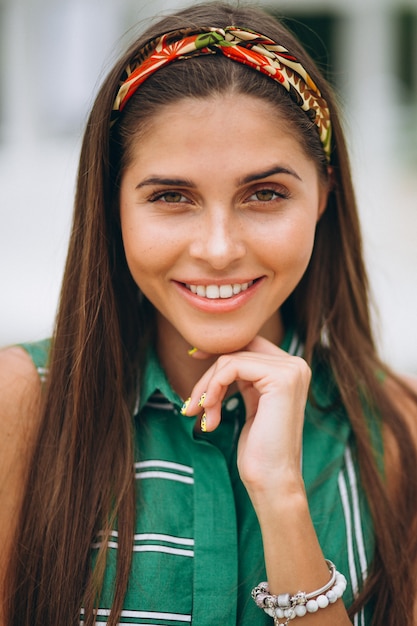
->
[120, 94, 328, 356]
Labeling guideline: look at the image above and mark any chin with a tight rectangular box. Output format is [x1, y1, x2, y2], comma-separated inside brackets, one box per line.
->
[196, 335, 251, 355]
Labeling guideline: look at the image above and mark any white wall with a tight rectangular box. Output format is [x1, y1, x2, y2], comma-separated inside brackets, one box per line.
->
[1, 0, 416, 374]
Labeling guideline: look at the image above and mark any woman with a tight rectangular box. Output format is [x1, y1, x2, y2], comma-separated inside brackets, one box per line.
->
[1, 2, 416, 625]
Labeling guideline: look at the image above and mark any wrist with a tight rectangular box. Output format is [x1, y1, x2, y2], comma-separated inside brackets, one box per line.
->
[245, 473, 308, 522]
[252, 561, 348, 625]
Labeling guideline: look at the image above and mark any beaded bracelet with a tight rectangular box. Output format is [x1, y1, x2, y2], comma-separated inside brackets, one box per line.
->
[251, 560, 347, 625]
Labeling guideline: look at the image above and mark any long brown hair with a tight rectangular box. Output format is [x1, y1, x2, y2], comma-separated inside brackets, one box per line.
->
[5, 3, 417, 625]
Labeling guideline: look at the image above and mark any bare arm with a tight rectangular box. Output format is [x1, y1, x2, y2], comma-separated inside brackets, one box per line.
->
[0, 347, 42, 621]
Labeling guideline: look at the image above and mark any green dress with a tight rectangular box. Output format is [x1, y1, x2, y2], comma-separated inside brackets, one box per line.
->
[21, 329, 376, 625]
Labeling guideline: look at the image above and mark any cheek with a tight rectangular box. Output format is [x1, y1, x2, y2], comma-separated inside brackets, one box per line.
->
[289, 228, 316, 266]
[259, 216, 317, 272]
[123, 234, 160, 283]
[120, 215, 180, 284]
[120, 212, 154, 280]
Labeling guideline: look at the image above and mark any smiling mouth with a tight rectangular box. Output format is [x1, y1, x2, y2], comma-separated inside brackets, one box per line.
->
[184, 280, 256, 299]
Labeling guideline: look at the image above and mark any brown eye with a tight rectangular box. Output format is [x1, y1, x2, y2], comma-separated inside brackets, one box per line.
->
[254, 189, 276, 201]
[247, 187, 289, 204]
[161, 192, 184, 203]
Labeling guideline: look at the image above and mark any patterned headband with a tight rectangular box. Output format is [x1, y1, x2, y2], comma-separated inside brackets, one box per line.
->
[111, 26, 332, 160]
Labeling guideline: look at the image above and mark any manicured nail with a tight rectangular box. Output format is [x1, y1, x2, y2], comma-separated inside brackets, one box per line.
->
[187, 347, 198, 356]
[180, 398, 191, 416]
[200, 412, 207, 432]
[198, 392, 206, 408]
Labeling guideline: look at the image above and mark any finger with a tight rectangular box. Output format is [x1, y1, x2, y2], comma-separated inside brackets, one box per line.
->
[187, 352, 309, 432]
[187, 335, 286, 404]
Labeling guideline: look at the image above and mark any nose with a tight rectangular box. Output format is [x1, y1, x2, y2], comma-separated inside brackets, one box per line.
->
[188, 206, 246, 270]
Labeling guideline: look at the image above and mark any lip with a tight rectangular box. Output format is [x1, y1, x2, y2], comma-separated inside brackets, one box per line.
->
[172, 277, 265, 313]
[178, 278, 257, 286]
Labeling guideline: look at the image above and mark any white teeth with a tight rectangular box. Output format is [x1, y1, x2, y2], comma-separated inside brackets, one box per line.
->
[186, 280, 254, 299]
[219, 284, 233, 298]
[206, 285, 219, 299]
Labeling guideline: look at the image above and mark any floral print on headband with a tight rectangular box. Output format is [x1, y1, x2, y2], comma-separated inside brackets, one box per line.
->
[111, 26, 332, 160]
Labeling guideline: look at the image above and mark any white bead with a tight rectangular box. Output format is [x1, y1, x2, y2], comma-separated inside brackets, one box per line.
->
[336, 575, 347, 589]
[284, 608, 293, 618]
[333, 584, 344, 598]
[306, 599, 319, 613]
[326, 589, 338, 603]
[265, 608, 275, 617]
[275, 608, 284, 618]
[317, 594, 330, 608]
[337, 574, 347, 588]
[294, 605, 307, 617]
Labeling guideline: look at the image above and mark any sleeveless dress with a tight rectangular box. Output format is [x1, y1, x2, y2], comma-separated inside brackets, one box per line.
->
[20, 329, 378, 625]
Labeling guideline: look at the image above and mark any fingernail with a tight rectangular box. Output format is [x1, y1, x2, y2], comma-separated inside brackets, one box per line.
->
[180, 398, 191, 416]
[200, 412, 207, 432]
[187, 347, 198, 356]
[198, 392, 206, 408]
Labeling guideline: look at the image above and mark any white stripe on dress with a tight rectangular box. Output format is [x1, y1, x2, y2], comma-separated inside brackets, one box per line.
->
[344, 447, 367, 626]
[135, 460, 194, 484]
[95, 530, 194, 545]
[132, 545, 193, 556]
[134, 533, 194, 545]
[95, 608, 191, 621]
[338, 469, 359, 596]
[344, 446, 368, 581]
[339, 446, 370, 626]
[92, 531, 194, 556]
[101, 543, 194, 557]
[135, 460, 194, 474]
[80, 608, 192, 623]
[146, 400, 175, 410]
[135, 470, 194, 484]
[288, 333, 301, 356]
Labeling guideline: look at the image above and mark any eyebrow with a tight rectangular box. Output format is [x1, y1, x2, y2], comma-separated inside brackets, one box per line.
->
[135, 165, 302, 190]
[136, 176, 195, 189]
[239, 165, 302, 185]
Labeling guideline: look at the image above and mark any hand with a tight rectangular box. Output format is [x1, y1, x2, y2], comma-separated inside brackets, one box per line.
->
[185, 335, 311, 497]
[185, 338, 353, 626]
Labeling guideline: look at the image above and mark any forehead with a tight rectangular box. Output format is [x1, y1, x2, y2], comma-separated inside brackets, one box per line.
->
[125, 93, 314, 174]
[138, 93, 290, 136]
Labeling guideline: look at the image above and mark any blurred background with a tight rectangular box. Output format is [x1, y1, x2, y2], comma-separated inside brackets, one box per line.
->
[0, 0, 416, 373]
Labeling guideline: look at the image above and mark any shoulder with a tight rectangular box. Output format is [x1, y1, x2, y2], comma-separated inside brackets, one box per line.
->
[0, 346, 43, 569]
[0, 344, 43, 481]
[0, 345, 43, 424]
[0, 345, 44, 491]
[0, 344, 44, 590]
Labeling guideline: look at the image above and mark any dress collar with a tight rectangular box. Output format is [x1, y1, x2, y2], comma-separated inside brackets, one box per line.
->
[137, 345, 183, 413]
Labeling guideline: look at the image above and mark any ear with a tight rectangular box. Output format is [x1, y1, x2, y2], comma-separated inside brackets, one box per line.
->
[316, 166, 334, 221]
